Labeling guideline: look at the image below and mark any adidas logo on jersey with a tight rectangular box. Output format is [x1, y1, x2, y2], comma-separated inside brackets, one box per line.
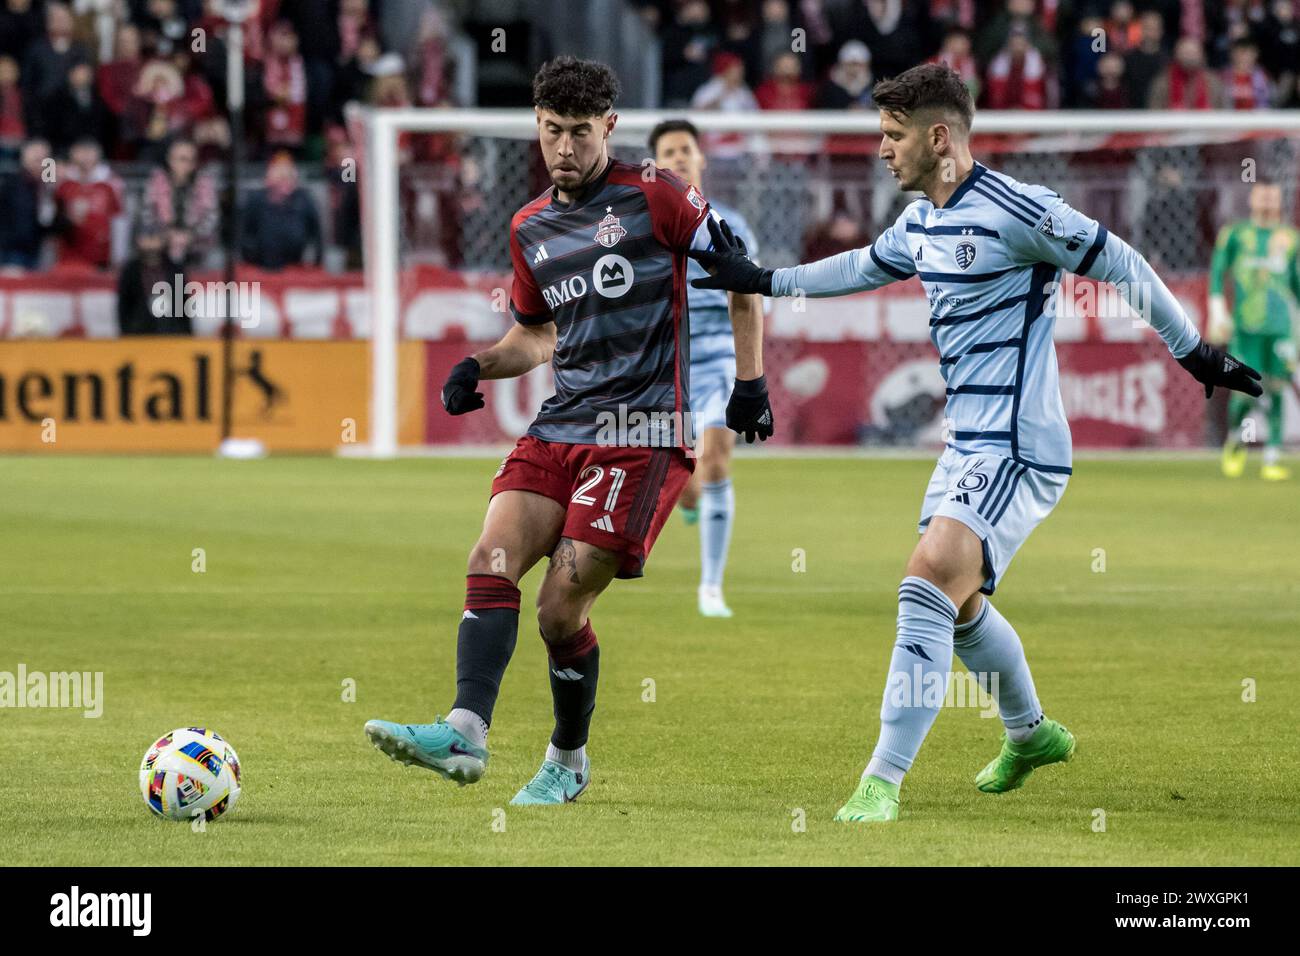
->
[590, 514, 615, 532]
[533, 244, 549, 264]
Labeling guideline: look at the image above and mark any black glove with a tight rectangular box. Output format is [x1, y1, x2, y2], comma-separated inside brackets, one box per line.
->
[1176, 340, 1263, 399]
[441, 357, 485, 414]
[726, 375, 774, 443]
[689, 216, 774, 295]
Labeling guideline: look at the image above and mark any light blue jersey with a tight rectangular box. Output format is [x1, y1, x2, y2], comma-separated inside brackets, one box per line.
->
[770, 162, 1201, 475]
[688, 200, 757, 361]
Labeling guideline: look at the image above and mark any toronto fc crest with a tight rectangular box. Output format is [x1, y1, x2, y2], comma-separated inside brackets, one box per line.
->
[595, 206, 627, 248]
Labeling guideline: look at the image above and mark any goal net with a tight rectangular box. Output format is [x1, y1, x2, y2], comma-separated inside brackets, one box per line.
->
[356, 109, 1300, 457]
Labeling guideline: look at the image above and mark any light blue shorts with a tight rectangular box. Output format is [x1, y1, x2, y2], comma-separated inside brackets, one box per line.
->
[917, 447, 1070, 595]
[689, 352, 736, 433]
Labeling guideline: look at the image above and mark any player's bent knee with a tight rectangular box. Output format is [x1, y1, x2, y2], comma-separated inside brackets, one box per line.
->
[467, 540, 512, 578]
[536, 602, 584, 645]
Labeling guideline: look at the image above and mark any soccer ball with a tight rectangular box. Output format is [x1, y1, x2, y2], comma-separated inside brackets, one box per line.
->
[139, 727, 242, 822]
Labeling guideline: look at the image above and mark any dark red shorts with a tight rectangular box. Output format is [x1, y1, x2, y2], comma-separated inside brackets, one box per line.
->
[489, 435, 694, 578]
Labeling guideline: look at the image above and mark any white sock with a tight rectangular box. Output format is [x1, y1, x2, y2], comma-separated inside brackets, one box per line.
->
[446, 708, 488, 748]
[951, 598, 1045, 743]
[546, 742, 587, 773]
[1264, 445, 1280, 467]
[864, 757, 905, 787]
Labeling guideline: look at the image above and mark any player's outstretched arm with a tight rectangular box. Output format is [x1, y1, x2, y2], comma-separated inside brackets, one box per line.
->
[1007, 193, 1262, 400]
[1088, 232, 1262, 399]
[690, 213, 913, 299]
[440, 321, 557, 415]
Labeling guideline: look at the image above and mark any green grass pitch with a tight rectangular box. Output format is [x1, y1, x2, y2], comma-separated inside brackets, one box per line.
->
[1, 453, 1296, 866]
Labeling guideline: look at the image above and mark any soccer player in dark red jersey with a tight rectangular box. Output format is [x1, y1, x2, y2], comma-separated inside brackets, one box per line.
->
[365, 57, 772, 804]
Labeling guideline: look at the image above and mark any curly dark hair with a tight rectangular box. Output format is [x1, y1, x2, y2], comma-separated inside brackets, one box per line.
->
[532, 56, 621, 117]
[872, 63, 974, 131]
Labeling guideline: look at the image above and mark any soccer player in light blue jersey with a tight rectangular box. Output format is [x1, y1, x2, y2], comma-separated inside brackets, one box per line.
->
[690, 63, 1262, 823]
[651, 119, 765, 618]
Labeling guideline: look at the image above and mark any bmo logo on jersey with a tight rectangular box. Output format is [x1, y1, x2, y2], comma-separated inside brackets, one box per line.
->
[592, 254, 634, 298]
[541, 255, 635, 308]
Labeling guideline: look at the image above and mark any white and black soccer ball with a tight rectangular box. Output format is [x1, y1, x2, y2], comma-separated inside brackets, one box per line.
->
[139, 727, 242, 822]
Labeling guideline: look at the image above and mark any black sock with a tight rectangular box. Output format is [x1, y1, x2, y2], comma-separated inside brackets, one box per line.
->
[452, 574, 521, 725]
[547, 621, 600, 749]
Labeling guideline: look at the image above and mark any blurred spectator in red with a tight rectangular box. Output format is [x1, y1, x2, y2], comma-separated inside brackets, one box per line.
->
[1123, 11, 1168, 110]
[412, 5, 452, 108]
[54, 136, 122, 269]
[929, 27, 979, 103]
[802, 210, 868, 262]
[140, 0, 192, 57]
[97, 23, 144, 150]
[22, 2, 92, 117]
[0, 138, 54, 270]
[0, 55, 25, 161]
[1083, 51, 1130, 108]
[124, 60, 200, 161]
[755, 52, 813, 110]
[1104, 1, 1142, 54]
[690, 51, 758, 160]
[241, 152, 321, 270]
[117, 230, 190, 335]
[139, 137, 219, 266]
[263, 21, 307, 153]
[171, 50, 216, 122]
[976, 0, 1056, 69]
[690, 50, 757, 111]
[985, 23, 1051, 110]
[662, 0, 719, 107]
[47, 61, 112, 154]
[1259, 0, 1300, 107]
[0, 0, 43, 63]
[815, 40, 874, 110]
[1223, 38, 1271, 109]
[1148, 37, 1222, 108]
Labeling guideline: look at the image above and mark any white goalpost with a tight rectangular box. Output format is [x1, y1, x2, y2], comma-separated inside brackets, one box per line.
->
[358, 107, 1300, 458]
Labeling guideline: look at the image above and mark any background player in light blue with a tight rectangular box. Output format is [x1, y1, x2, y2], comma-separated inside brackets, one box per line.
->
[690, 64, 1262, 823]
[651, 119, 764, 619]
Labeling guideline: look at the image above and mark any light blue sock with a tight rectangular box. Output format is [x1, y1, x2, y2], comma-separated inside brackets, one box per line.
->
[868, 577, 957, 784]
[699, 478, 734, 589]
[952, 597, 1044, 741]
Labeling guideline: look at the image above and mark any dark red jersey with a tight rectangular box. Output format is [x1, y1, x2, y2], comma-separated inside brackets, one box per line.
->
[509, 158, 711, 447]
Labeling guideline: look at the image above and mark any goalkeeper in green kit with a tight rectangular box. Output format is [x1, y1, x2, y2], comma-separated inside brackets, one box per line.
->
[1209, 182, 1300, 481]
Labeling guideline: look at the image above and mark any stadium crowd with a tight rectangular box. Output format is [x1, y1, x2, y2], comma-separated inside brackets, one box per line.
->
[0, 0, 1298, 329]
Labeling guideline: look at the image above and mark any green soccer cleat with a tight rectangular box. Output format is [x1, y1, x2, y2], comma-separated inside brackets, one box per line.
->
[364, 717, 488, 786]
[833, 775, 900, 823]
[1222, 442, 1247, 478]
[975, 718, 1075, 794]
[680, 505, 700, 526]
[510, 758, 589, 805]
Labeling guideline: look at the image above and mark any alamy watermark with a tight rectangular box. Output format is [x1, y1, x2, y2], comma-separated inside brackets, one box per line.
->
[151, 275, 262, 329]
[0, 664, 103, 718]
[885, 665, 1000, 717]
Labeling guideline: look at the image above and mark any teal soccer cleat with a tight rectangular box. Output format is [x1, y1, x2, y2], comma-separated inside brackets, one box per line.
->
[364, 717, 488, 786]
[510, 758, 589, 805]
